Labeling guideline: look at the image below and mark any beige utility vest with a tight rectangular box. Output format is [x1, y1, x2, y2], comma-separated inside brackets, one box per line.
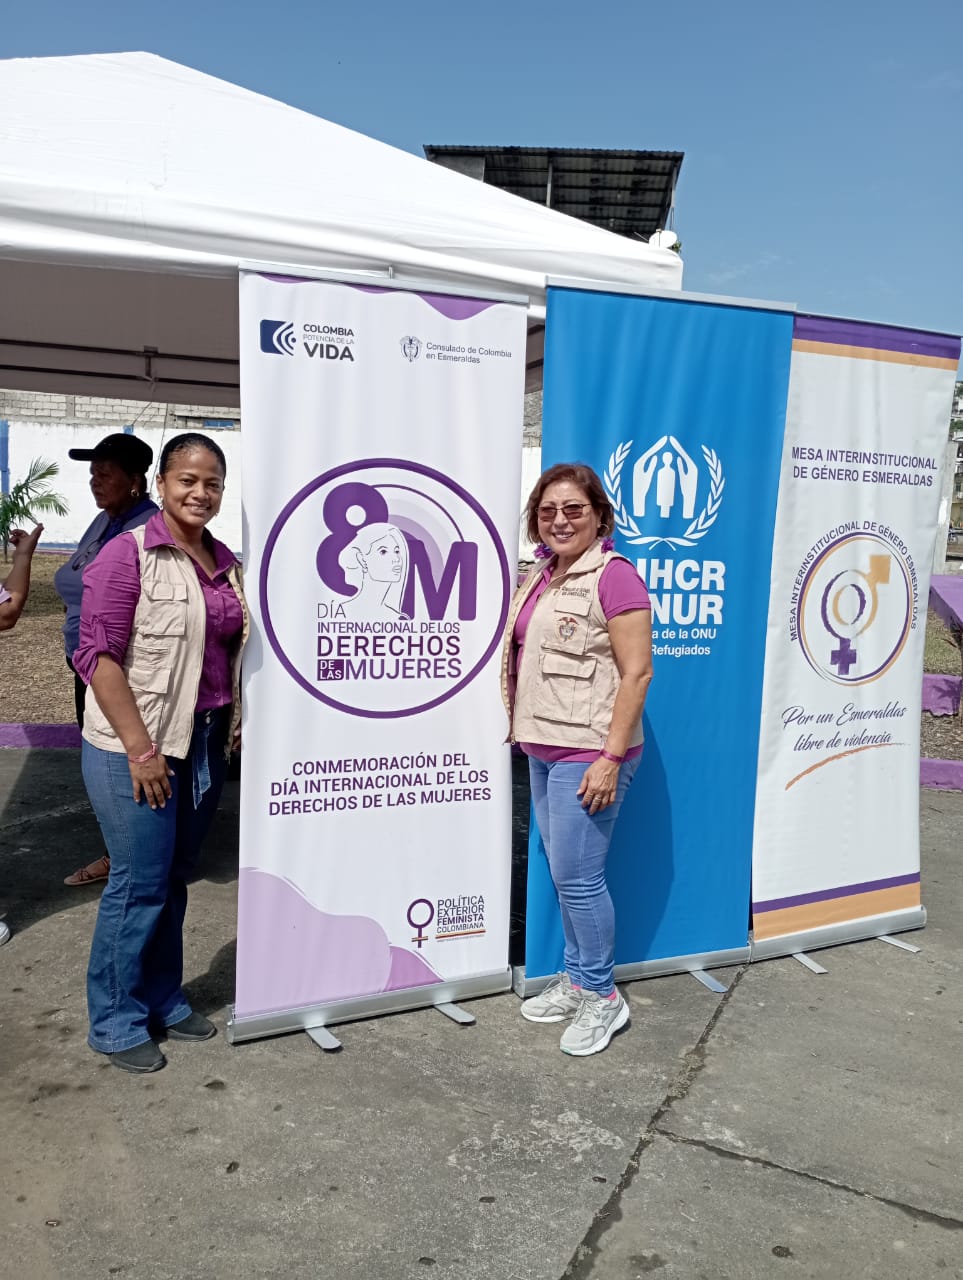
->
[500, 541, 644, 751]
[83, 526, 247, 759]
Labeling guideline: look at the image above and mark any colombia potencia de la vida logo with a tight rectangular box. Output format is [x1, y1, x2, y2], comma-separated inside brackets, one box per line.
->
[259, 316, 356, 361]
[259, 459, 510, 718]
[792, 525, 917, 686]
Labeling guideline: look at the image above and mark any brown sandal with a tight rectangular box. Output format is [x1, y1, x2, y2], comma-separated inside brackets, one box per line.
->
[64, 855, 111, 886]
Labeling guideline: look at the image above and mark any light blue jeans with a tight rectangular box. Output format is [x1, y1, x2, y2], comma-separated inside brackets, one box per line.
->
[82, 709, 229, 1054]
[528, 755, 640, 996]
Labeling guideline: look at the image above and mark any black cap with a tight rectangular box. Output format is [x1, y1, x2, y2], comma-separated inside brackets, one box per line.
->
[68, 433, 153, 474]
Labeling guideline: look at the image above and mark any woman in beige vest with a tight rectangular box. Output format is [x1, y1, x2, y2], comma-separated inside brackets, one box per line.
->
[501, 463, 653, 1057]
[73, 433, 248, 1073]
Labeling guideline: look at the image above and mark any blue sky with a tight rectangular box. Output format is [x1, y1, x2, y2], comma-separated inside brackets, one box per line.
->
[4, 0, 963, 350]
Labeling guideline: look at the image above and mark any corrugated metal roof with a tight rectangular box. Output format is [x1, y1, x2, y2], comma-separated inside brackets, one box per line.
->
[423, 146, 683, 239]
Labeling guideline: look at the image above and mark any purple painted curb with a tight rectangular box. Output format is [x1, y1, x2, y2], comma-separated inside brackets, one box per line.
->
[0, 724, 81, 749]
[920, 758, 963, 790]
[929, 576, 963, 633]
[922, 673, 961, 716]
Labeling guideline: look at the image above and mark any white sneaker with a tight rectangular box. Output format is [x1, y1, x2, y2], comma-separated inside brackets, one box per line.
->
[560, 989, 629, 1056]
[520, 972, 582, 1023]
[0, 920, 10, 946]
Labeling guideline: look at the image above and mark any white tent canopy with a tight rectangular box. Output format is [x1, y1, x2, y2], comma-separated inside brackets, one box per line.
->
[0, 52, 683, 405]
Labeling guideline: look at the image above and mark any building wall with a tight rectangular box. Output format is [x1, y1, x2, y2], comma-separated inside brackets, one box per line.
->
[4, 419, 242, 551]
[1, 389, 542, 558]
[950, 382, 963, 527]
[0, 388, 240, 432]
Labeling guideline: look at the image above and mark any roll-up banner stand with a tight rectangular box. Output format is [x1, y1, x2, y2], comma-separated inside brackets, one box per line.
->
[750, 317, 961, 958]
[231, 270, 527, 1042]
[518, 281, 796, 994]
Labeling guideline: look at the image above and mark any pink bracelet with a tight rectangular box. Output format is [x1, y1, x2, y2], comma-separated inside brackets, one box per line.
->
[128, 743, 158, 764]
[599, 749, 625, 765]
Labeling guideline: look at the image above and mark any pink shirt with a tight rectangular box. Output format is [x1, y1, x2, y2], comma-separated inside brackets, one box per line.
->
[74, 511, 243, 711]
[513, 558, 650, 763]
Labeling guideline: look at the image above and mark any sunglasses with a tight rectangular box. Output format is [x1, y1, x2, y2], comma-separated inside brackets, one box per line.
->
[537, 502, 594, 522]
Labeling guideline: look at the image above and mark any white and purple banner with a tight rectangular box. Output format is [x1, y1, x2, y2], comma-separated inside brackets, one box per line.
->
[751, 316, 961, 950]
[234, 272, 526, 1031]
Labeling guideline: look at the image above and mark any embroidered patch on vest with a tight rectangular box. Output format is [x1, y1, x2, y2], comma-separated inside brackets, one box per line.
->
[557, 616, 579, 642]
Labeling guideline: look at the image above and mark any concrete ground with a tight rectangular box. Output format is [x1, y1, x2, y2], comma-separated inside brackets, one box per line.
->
[1, 748, 960, 1280]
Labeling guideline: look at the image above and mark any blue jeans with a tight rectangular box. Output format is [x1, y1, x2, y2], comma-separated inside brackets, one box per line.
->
[528, 755, 640, 996]
[83, 709, 230, 1054]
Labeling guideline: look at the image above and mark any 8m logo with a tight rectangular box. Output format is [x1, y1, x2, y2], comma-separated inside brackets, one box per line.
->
[259, 320, 296, 356]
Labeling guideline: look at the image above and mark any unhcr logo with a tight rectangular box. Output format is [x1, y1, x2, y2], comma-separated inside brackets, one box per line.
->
[604, 435, 725, 550]
[259, 319, 297, 356]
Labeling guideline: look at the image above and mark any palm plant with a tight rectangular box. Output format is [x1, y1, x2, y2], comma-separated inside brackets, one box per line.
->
[0, 457, 69, 559]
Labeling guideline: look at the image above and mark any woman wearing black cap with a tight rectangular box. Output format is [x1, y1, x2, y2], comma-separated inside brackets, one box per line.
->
[55, 433, 158, 886]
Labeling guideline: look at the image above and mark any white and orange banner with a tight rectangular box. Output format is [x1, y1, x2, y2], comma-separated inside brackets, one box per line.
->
[751, 316, 960, 950]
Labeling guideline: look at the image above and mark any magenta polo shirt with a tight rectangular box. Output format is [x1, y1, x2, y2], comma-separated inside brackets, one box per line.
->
[73, 511, 243, 712]
[514, 558, 651, 764]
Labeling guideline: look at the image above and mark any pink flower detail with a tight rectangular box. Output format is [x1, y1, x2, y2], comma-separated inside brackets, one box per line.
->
[601, 536, 615, 553]
[533, 543, 553, 560]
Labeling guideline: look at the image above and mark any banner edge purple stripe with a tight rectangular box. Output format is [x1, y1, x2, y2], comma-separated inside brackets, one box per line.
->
[752, 870, 921, 914]
[794, 313, 961, 360]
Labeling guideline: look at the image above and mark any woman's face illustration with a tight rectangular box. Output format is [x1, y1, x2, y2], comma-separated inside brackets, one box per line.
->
[361, 531, 404, 583]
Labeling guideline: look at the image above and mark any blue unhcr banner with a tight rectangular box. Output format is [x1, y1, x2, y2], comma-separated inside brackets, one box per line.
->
[524, 286, 794, 981]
